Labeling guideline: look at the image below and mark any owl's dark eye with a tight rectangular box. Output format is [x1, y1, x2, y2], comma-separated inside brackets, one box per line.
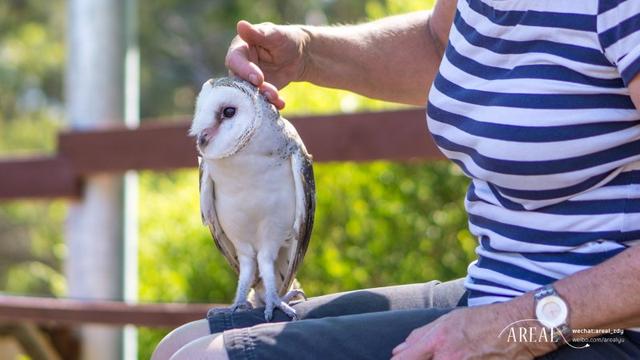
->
[222, 106, 236, 119]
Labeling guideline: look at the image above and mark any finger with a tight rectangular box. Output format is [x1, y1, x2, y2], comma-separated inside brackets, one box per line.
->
[406, 323, 435, 346]
[406, 330, 423, 346]
[225, 45, 264, 86]
[391, 340, 435, 360]
[237, 20, 280, 47]
[392, 342, 409, 355]
[393, 329, 423, 354]
[393, 325, 438, 358]
[259, 81, 285, 109]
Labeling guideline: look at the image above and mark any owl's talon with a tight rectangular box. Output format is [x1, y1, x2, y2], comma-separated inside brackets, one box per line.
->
[282, 289, 306, 303]
[230, 301, 253, 312]
[264, 298, 298, 321]
[264, 307, 273, 322]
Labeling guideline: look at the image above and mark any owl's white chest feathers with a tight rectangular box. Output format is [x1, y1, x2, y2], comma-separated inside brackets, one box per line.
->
[204, 131, 297, 258]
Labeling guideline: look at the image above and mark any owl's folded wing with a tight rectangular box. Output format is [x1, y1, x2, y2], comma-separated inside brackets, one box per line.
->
[278, 148, 315, 296]
[199, 159, 240, 274]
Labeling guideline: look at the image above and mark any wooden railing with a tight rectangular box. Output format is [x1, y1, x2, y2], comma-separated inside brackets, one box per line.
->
[0, 108, 443, 322]
[0, 109, 443, 200]
[0, 295, 215, 328]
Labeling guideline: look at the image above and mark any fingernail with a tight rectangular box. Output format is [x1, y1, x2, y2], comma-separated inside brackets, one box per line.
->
[249, 73, 259, 86]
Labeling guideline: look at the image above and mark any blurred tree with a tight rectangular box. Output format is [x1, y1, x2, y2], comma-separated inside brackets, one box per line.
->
[137, 0, 418, 118]
[0, 0, 64, 127]
[0, 0, 66, 299]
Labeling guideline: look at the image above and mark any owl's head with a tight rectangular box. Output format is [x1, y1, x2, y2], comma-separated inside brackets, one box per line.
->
[190, 77, 272, 159]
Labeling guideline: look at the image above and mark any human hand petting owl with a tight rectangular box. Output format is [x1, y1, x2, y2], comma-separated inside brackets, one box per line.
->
[225, 20, 310, 109]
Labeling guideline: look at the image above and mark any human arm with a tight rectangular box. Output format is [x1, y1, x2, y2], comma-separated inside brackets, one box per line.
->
[225, 0, 457, 108]
[391, 244, 640, 359]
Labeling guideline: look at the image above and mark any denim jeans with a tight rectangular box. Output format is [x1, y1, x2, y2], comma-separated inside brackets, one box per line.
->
[206, 278, 640, 359]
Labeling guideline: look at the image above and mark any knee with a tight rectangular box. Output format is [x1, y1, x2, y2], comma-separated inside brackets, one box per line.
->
[170, 333, 229, 360]
[152, 320, 211, 360]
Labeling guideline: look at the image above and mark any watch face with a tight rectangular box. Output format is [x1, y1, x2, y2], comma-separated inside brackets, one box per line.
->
[536, 295, 568, 329]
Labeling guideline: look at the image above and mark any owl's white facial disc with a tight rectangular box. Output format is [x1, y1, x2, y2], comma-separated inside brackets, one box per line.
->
[190, 81, 259, 160]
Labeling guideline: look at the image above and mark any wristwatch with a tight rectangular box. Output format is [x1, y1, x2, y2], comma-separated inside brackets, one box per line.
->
[534, 284, 572, 342]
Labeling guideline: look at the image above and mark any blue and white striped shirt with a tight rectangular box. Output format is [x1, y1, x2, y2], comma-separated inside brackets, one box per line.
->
[426, 0, 640, 307]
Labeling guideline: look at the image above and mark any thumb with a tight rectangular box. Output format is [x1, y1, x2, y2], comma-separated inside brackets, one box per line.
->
[237, 20, 278, 47]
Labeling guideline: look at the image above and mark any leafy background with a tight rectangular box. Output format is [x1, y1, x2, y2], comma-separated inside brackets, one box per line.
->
[0, 0, 474, 358]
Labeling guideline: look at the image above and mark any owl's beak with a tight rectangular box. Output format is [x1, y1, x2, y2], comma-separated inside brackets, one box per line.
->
[196, 124, 220, 149]
[198, 133, 209, 147]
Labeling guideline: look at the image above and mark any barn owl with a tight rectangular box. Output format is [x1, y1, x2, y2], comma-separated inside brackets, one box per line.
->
[190, 77, 315, 321]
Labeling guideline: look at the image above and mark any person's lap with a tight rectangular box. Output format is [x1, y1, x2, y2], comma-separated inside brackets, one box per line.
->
[207, 278, 468, 335]
[223, 306, 453, 359]
[204, 278, 466, 359]
[218, 313, 640, 360]
[167, 277, 640, 359]
[153, 278, 466, 359]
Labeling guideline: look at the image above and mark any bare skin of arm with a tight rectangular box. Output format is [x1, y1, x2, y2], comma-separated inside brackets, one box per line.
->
[392, 238, 640, 359]
[225, 0, 457, 108]
[520, 239, 640, 331]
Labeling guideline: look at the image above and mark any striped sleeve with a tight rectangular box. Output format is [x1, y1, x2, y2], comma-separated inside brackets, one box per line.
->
[598, 0, 640, 85]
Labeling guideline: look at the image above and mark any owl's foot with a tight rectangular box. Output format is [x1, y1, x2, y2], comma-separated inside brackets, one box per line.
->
[206, 301, 253, 320]
[264, 296, 298, 322]
[282, 289, 307, 303]
[229, 300, 254, 313]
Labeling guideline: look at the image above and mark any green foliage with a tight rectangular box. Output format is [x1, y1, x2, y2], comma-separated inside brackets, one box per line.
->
[0, 113, 61, 155]
[137, 0, 427, 119]
[0, 200, 67, 296]
[367, 0, 435, 19]
[0, 0, 65, 122]
[304, 161, 473, 291]
[138, 170, 236, 305]
[281, 82, 409, 116]
[0, 0, 66, 303]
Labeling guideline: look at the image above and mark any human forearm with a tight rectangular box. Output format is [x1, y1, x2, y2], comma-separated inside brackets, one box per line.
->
[507, 245, 640, 355]
[299, 11, 443, 106]
[556, 245, 640, 329]
[225, 0, 455, 107]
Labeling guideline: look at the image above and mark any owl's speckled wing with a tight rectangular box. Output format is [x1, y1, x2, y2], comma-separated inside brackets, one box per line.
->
[275, 126, 316, 297]
[198, 159, 240, 275]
